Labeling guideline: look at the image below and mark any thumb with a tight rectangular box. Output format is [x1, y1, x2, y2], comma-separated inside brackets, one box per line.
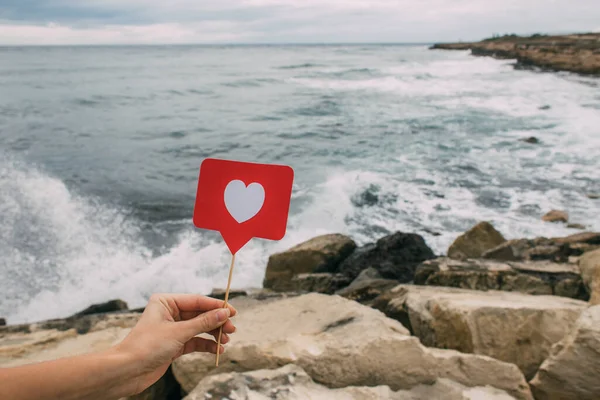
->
[177, 308, 230, 341]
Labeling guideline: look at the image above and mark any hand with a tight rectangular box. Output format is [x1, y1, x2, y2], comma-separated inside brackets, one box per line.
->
[116, 294, 237, 395]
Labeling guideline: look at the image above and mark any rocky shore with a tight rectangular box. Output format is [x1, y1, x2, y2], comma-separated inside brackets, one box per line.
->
[2, 215, 600, 399]
[431, 33, 600, 75]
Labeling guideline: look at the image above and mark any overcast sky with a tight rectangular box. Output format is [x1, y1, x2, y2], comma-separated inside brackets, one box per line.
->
[1, 0, 599, 45]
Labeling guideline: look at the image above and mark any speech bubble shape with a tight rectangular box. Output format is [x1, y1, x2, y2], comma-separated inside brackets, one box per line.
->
[193, 158, 294, 254]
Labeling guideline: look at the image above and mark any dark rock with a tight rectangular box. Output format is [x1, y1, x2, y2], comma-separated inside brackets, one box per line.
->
[352, 267, 383, 284]
[336, 279, 399, 306]
[209, 289, 248, 301]
[448, 222, 506, 260]
[587, 193, 600, 199]
[520, 136, 540, 144]
[567, 223, 586, 230]
[291, 273, 352, 294]
[337, 232, 435, 281]
[0, 318, 5, 326]
[539, 105, 551, 110]
[71, 299, 128, 318]
[483, 239, 531, 261]
[263, 234, 356, 292]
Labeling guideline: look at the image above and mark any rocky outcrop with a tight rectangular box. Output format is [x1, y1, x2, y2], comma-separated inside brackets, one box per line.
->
[414, 257, 587, 299]
[447, 222, 506, 260]
[431, 33, 600, 76]
[542, 210, 569, 223]
[337, 232, 435, 281]
[172, 293, 532, 400]
[579, 249, 600, 305]
[185, 364, 518, 400]
[263, 234, 356, 292]
[482, 232, 600, 263]
[373, 285, 587, 380]
[71, 299, 129, 317]
[530, 305, 600, 400]
[0, 318, 5, 327]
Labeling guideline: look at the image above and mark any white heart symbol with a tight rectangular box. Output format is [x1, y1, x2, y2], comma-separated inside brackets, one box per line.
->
[224, 180, 265, 223]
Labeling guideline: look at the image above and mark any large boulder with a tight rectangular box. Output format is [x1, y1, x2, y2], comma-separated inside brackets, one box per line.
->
[448, 222, 506, 260]
[336, 232, 435, 281]
[414, 257, 586, 299]
[373, 285, 587, 380]
[542, 210, 568, 223]
[173, 293, 532, 400]
[263, 234, 356, 292]
[579, 249, 600, 304]
[530, 305, 600, 400]
[185, 364, 517, 400]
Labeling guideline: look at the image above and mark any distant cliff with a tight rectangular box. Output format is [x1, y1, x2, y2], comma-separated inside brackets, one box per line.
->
[431, 33, 600, 76]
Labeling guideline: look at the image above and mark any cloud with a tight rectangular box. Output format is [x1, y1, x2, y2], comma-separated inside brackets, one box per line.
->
[0, 0, 599, 44]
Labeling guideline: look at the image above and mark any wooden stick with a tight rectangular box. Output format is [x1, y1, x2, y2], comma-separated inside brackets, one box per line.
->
[215, 253, 236, 367]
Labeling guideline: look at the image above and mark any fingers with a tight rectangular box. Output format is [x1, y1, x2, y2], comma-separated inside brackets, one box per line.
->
[177, 308, 231, 341]
[181, 337, 225, 356]
[208, 320, 236, 337]
[180, 304, 237, 322]
[161, 294, 238, 316]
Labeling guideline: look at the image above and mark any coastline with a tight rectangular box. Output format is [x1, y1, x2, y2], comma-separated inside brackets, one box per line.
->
[431, 33, 600, 75]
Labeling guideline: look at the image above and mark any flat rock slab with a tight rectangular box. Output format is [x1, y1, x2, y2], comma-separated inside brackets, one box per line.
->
[415, 257, 587, 300]
[378, 285, 587, 380]
[173, 293, 532, 400]
[530, 305, 600, 400]
[185, 364, 517, 400]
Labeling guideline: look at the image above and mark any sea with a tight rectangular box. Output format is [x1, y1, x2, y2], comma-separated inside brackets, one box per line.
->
[1, 44, 599, 324]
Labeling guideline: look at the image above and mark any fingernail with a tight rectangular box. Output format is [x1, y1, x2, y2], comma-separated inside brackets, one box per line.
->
[216, 308, 230, 322]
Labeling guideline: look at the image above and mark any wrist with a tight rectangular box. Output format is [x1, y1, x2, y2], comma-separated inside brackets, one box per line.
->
[103, 345, 145, 398]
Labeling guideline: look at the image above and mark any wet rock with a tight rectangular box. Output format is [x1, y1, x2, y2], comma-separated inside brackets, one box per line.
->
[337, 232, 435, 281]
[378, 285, 587, 380]
[520, 136, 540, 144]
[542, 210, 568, 223]
[530, 305, 600, 400]
[291, 273, 352, 294]
[185, 364, 518, 400]
[0, 318, 5, 327]
[448, 222, 506, 260]
[579, 249, 600, 305]
[71, 299, 128, 318]
[209, 289, 248, 301]
[587, 193, 600, 199]
[263, 234, 356, 292]
[172, 293, 532, 400]
[539, 105, 551, 110]
[567, 223, 586, 230]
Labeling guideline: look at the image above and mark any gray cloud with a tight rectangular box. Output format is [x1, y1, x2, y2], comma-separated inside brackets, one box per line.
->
[0, 0, 599, 44]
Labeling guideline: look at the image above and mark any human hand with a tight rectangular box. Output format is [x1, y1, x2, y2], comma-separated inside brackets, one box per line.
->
[115, 294, 237, 395]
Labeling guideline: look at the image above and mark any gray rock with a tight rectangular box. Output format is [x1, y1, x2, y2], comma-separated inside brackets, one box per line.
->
[184, 364, 517, 400]
[337, 232, 435, 281]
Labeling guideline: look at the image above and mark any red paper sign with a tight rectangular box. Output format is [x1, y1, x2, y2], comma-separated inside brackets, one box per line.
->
[193, 158, 294, 254]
